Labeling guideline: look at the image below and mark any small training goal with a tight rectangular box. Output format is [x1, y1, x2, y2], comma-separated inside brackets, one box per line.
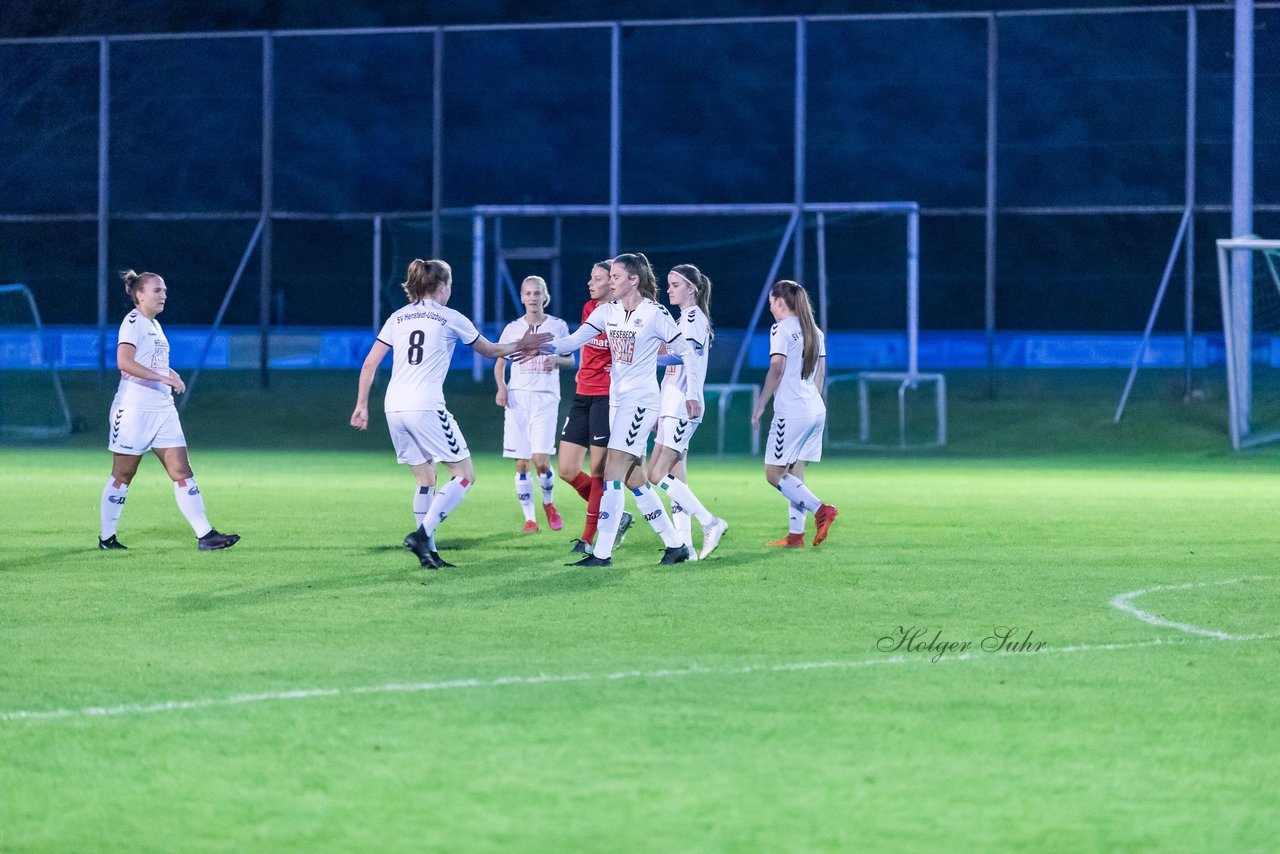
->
[0, 284, 73, 441]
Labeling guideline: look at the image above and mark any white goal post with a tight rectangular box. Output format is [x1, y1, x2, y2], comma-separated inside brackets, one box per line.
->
[0, 284, 74, 440]
[1217, 237, 1280, 449]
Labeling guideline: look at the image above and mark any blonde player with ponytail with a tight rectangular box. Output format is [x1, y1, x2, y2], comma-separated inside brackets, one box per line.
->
[493, 276, 573, 533]
[98, 271, 240, 552]
[750, 280, 838, 547]
[352, 259, 548, 569]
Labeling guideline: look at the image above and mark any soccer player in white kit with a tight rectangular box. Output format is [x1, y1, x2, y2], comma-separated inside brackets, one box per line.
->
[541, 252, 704, 567]
[647, 264, 728, 560]
[351, 259, 549, 569]
[493, 276, 572, 533]
[751, 280, 839, 547]
[98, 270, 240, 552]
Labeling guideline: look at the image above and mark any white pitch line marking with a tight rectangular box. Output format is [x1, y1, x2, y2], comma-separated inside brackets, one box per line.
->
[0, 635, 1218, 725]
[1110, 576, 1280, 641]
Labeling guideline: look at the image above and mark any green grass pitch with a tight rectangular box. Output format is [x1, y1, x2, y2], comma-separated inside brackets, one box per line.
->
[2, 370, 1278, 850]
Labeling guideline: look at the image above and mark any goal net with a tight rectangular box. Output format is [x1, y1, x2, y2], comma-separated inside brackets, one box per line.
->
[0, 284, 73, 440]
[1217, 238, 1280, 449]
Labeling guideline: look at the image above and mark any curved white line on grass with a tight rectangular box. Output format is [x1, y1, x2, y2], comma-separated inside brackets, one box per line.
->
[1110, 576, 1280, 641]
[0, 636, 1209, 724]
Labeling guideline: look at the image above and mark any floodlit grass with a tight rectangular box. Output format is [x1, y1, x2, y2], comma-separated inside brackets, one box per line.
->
[2, 370, 1279, 849]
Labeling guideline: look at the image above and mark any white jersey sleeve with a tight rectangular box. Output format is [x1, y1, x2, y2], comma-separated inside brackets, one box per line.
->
[114, 310, 174, 409]
[769, 315, 826, 418]
[658, 309, 704, 409]
[768, 320, 786, 361]
[376, 313, 396, 347]
[447, 309, 481, 346]
[381, 300, 481, 412]
[660, 306, 710, 417]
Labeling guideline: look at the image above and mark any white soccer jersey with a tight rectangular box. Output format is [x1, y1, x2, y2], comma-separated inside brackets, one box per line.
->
[660, 305, 711, 418]
[551, 298, 701, 409]
[498, 315, 570, 396]
[769, 315, 827, 419]
[377, 299, 481, 412]
[115, 309, 174, 410]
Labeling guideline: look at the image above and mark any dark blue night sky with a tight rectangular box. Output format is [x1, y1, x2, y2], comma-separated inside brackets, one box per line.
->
[2, 1, 1276, 333]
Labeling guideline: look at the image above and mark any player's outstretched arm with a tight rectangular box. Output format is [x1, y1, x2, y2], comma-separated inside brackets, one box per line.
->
[542, 322, 603, 358]
[351, 340, 390, 430]
[471, 327, 553, 362]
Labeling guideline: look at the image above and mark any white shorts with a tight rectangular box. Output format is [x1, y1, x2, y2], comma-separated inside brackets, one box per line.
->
[502, 390, 559, 459]
[108, 403, 186, 454]
[608, 402, 659, 456]
[655, 415, 700, 454]
[767, 413, 825, 466]
[386, 409, 470, 465]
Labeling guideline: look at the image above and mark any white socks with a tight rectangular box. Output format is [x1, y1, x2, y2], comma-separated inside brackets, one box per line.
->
[631, 483, 682, 548]
[101, 477, 215, 540]
[592, 482, 627, 559]
[423, 476, 472, 539]
[660, 475, 713, 525]
[789, 501, 806, 535]
[414, 485, 435, 529]
[174, 478, 212, 538]
[514, 473, 536, 522]
[671, 504, 693, 548]
[100, 478, 128, 539]
[537, 470, 556, 505]
[776, 474, 823, 515]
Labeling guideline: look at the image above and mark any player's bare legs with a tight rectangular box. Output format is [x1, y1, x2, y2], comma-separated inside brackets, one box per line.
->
[514, 456, 539, 531]
[650, 444, 727, 559]
[766, 459, 836, 547]
[571, 448, 686, 565]
[410, 456, 476, 568]
[409, 461, 437, 533]
[99, 453, 143, 549]
[530, 451, 561, 532]
[559, 439, 608, 552]
[152, 445, 239, 550]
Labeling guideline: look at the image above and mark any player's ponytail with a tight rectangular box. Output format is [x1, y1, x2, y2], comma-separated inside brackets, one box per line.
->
[671, 263, 714, 343]
[770, 280, 820, 380]
[403, 258, 452, 303]
[119, 269, 158, 306]
[614, 252, 658, 301]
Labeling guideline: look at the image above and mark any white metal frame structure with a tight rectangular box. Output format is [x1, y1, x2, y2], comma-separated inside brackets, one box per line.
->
[1217, 236, 1280, 449]
[465, 202, 929, 452]
[2, 4, 1277, 388]
[0, 284, 74, 439]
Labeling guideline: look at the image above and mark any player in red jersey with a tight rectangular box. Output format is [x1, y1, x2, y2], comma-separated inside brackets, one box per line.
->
[555, 260, 632, 555]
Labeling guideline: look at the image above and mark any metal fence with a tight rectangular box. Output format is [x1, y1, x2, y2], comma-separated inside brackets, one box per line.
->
[2, 4, 1278, 381]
